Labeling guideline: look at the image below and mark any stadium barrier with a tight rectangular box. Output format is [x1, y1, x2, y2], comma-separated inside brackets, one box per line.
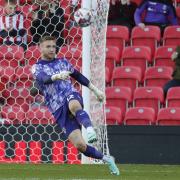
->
[1, 124, 180, 164]
[108, 126, 180, 164]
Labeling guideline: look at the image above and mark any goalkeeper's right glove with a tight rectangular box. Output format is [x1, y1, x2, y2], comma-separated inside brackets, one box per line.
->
[51, 71, 71, 81]
[88, 83, 105, 103]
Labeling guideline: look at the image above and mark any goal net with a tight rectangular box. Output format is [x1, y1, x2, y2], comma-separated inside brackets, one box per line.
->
[0, 0, 109, 164]
[89, 0, 110, 158]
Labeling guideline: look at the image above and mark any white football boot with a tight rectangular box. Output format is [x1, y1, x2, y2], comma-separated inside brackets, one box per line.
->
[103, 155, 120, 176]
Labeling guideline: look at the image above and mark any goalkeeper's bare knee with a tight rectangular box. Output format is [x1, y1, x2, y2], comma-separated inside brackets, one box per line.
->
[68, 99, 82, 116]
[68, 129, 87, 152]
[75, 142, 87, 153]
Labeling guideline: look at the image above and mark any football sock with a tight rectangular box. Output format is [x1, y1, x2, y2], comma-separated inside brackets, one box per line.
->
[75, 109, 92, 128]
[83, 145, 103, 159]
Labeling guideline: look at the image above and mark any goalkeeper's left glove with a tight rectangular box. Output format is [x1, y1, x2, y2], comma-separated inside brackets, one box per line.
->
[88, 83, 105, 103]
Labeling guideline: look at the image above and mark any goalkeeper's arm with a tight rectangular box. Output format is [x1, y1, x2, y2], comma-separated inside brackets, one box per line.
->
[36, 69, 105, 102]
[34, 71, 71, 84]
[70, 69, 105, 102]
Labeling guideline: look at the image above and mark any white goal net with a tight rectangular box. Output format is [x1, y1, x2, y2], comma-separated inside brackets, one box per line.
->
[0, 0, 109, 163]
[89, 0, 109, 157]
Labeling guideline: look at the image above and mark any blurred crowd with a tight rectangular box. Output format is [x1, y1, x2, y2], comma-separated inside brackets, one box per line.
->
[108, 0, 178, 33]
[0, 0, 65, 50]
[0, 0, 179, 50]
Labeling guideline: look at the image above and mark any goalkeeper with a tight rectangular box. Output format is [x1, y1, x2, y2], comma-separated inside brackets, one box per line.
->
[31, 36, 119, 176]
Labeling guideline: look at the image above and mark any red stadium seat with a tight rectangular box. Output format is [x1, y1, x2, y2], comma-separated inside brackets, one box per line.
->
[105, 106, 122, 125]
[28, 94, 44, 105]
[133, 87, 164, 115]
[67, 27, 82, 46]
[0, 45, 24, 67]
[60, 0, 72, 20]
[106, 25, 129, 51]
[106, 46, 121, 78]
[105, 67, 111, 85]
[176, 7, 180, 24]
[15, 65, 33, 88]
[24, 18, 33, 43]
[1, 105, 26, 124]
[112, 66, 142, 92]
[122, 46, 152, 75]
[106, 86, 132, 117]
[0, 8, 3, 17]
[0, 0, 4, 6]
[163, 26, 180, 46]
[174, 0, 180, 6]
[0, 66, 15, 91]
[166, 87, 180, 107]
[2, 87, 31, 111]
[57, 45, 82, 71]
[25, 46, 41, 65]
[144, 66, 173, 87]
[19, 0, 34, 5]
[154, 46, 176, 68]
[131, 26, 161, 56]
[157, 108, 180, 125]
[60, 0, 77, 41]
[130, 0, 142, 5]
[124, 107, 155, 125]
[26, 106, 55, 124]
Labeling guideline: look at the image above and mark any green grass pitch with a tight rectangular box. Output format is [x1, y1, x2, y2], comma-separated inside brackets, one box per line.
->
[0, 164, 180, 180]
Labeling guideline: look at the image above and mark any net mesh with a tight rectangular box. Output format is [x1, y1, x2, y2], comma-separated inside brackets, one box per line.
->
[0, 0, 109, 163]
[90, 0, 109, 156]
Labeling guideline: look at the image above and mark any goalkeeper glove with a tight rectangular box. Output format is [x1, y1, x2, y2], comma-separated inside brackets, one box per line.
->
[88, 83, 105, 102]
[51, 71, 71, 81]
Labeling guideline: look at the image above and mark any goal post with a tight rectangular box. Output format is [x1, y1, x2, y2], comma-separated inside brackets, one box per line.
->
[81, 0, 110, 163]
[81, 0, 91, 164]
[90, 0, 110, 157]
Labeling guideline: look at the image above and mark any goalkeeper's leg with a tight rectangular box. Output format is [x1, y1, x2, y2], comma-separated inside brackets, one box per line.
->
[67, 93, 97, 143]
[68, 129, 120, 176]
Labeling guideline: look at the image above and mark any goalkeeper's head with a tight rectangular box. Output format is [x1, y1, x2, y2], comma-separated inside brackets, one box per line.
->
[39, 36, 57, 61]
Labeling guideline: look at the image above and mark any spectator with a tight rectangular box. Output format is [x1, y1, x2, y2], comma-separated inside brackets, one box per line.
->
[164, 46, 180, 97]
[0, 0, 27, 49]
[134, 0, 178, 33]
[30, 0, 64, 50]
[108, 0, 137, 30]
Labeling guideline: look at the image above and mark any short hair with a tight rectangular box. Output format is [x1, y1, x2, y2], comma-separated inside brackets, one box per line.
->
[5, 0, 16, 4]
[39, 36, 57, 44]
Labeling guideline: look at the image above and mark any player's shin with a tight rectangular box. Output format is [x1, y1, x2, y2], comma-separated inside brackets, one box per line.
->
[82, 145, 103, 159]
[75, 109, 92, 128]
[75, 110, 97, 143]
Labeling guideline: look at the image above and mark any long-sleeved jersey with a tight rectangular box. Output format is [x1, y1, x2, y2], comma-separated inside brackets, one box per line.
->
[32, 58, 89, 113]
[134, 0, 178, 25]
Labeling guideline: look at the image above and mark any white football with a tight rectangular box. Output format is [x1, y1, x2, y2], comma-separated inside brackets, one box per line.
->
[74, 8, 92, 27]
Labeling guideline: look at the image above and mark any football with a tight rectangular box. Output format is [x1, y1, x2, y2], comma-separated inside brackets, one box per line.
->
[74, 8, 92, 27]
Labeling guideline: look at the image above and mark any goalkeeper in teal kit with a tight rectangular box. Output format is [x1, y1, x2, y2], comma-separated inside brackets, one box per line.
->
[31, 36, 119, 175]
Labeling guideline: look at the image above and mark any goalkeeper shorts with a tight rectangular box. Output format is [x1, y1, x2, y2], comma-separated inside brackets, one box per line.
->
[53, 92, 83, 137]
